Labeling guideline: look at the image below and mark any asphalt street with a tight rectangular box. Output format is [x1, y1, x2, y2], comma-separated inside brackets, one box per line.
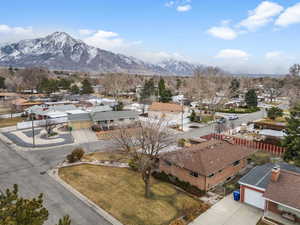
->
[0, 109, 267, 225]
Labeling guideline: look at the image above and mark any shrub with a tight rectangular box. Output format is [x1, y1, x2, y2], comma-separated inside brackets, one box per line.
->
[67, 148, 85, 163]
[152, 171, 205, 197]
[91, 124, 102, 132]
[128, 156, 139, 171]
[178, 138, 186, 147]
[267, 107, 283, 120]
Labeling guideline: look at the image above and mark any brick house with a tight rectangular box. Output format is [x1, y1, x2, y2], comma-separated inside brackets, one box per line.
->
[159, 140, 255, 191]
[239, 162, 300, 224]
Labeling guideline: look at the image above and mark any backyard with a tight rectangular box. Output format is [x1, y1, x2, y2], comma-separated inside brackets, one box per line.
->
[59, 164, 209, 225]
[0, 117, 23, 128]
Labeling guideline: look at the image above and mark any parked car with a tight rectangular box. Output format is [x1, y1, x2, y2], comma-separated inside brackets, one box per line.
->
[217, 117, 227, 124]
[228, 114, 239, 120]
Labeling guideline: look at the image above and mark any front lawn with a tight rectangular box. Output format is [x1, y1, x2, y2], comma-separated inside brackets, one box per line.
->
[217, 107, 260, 114]
[0, 117, 23, 128]
[59, 165, 208, 225]
[83, 151, 130, 163]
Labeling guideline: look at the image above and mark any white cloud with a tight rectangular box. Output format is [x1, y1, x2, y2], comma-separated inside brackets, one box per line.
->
[165, 1, 175, 7]
[207, 26, 237, 40]
[0, 24, 33, 35]
[275, 3, 300, 27]
[239, 1, 283, 30]
[177, 4, 192, 12]
[265, 51, 283, 60]
[165, 0, 192, 12]
[81, 29, 187, 63]
[83, 30, 127, 51]
[78, 29, 94, 36]
[215, 49, 249, 60]
[0, 24, 40, 43]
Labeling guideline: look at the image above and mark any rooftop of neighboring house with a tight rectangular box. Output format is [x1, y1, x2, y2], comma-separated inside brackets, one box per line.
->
[68, 113, 91, 122]
[149, 102, 183, 113]
[239, 162, 300, 190]
[264, 169, 300, 210]
[86, 105, 112, 113]
[91, 110, 139, 122]
[160, 140, 255, 176]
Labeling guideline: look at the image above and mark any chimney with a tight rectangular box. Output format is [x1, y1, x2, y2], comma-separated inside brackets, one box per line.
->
[271, 165, 280, 182]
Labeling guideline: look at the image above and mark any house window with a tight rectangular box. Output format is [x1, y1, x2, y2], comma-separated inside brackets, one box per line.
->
[226, 176, 232, 181]
[208, 173, 214, 178]
[164, 160, 172, 166]
[233, 160, 240, 166]
[190, 171, 199, 177]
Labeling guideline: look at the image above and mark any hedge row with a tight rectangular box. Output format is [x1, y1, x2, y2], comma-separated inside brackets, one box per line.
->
[152, 171, 206, 197]
[217, 107, 260, 114]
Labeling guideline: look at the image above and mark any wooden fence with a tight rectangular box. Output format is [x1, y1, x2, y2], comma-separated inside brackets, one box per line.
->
[200, 133, 286, 157]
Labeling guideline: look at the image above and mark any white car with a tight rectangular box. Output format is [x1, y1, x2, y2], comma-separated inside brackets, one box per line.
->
[228, 114, 239, 120]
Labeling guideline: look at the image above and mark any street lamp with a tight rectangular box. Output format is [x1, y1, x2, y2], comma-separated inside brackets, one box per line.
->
[31, 109, 35, 147]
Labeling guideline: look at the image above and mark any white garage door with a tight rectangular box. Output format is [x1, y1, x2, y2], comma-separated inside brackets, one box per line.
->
[244, 188, 265, 209]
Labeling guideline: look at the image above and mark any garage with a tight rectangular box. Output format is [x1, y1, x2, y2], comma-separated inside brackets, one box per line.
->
[244, 188, 265, 209]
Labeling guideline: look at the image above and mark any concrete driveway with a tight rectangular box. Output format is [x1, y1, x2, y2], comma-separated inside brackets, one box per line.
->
[190, 195, 263, 225]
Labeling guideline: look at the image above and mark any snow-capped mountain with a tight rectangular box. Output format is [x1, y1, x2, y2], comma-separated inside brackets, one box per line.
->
[158, 59, 198, 76]
[0, 32, 198, 75]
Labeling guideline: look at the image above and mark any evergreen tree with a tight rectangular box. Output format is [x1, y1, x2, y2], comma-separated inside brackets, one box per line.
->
[176, 78, 182, 90]
[158, 78, 166, 97]
[0, 184, 71, 225]
[245, 89, 258, 108]
[229, 78, 240, 97]
[282, 104, 300, 164]
[81, 79, 94, 94]
[70, 84, 80, 94]
[140, 78, 156, 101]
[160, 89, 172, 103]
[190, 110, 196, 122]
[0, 76, 5, 89]
[267, 107, 283, 120]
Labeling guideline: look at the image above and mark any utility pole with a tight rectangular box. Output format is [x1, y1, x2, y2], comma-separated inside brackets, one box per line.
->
[181, 97, 184, 131]
[31, 109, 35, 147]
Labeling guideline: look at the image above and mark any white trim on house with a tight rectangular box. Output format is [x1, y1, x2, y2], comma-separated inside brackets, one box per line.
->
[264, 197, 300, 213]
[238, 181, 266, 192]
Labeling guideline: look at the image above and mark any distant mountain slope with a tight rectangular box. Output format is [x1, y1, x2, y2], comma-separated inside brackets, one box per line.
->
[158, 59, 198, 76]
[0, 31, 201, 76]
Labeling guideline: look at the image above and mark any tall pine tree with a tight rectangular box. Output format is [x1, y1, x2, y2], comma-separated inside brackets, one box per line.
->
[0, 184, 71, 225]
[282, 104, 300, 165]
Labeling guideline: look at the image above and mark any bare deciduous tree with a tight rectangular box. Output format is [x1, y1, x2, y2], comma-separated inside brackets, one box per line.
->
[112, 119, 173, 198]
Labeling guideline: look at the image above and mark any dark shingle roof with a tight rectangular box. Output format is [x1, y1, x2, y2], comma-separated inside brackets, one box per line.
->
[264, 170, 300, 210]
[160, 140, 255, 176]
[239, 162, 300, 190]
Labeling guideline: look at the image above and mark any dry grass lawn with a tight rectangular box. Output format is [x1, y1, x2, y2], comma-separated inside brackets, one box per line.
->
[96, 127, 141, 140]
[83, 151, 130, 163]
[0, 117, 23, 128]
[59, 165, 206, 225]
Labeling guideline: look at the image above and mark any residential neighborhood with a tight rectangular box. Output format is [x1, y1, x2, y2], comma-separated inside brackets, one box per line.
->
[1, 1, 300, 225]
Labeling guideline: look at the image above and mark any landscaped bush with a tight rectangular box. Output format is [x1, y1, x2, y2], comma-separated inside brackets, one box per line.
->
[152, 171, 206, 197]
[128, 156, 139, 171]
[91, 124, 102, 132]
[217, 107, 260, 114]
[67, 148, 85, 163]
[178, 138, 186, 147]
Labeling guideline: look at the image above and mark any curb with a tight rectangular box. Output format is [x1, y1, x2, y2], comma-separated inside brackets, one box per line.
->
[48, 167, 123, 225]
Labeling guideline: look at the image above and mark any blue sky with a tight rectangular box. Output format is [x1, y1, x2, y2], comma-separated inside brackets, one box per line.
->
[1, 0, 300, 74]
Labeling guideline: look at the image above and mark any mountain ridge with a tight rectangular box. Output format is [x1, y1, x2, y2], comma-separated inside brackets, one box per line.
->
[0, 32, 198, 76]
